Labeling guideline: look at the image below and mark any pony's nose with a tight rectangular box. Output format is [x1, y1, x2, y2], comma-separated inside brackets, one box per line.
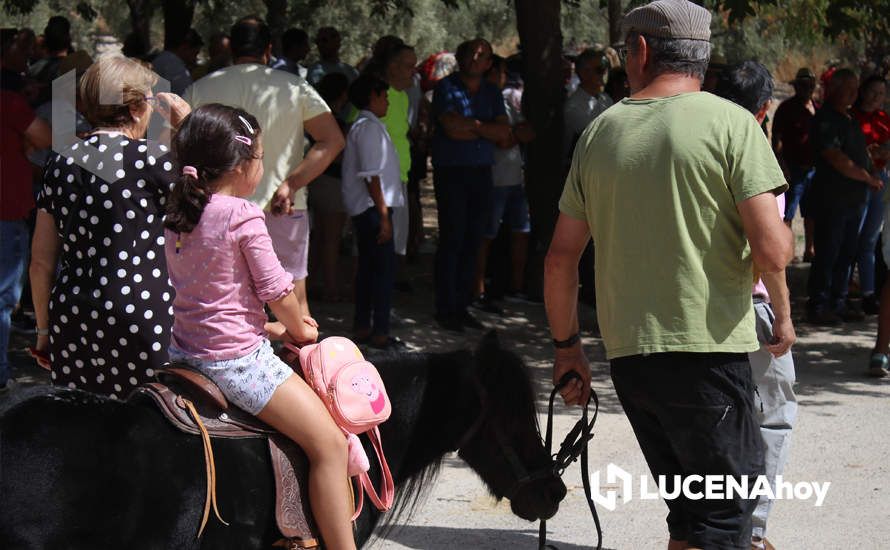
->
[549, 477, 567, 503]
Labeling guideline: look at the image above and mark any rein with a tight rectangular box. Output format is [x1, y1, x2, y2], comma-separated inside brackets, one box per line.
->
[539, 372, 602, 550]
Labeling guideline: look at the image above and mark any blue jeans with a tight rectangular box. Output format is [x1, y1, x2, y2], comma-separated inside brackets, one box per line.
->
[808, 201, 867, 313]
[352, 207, 395, 337]
[783, 164, 814, 222]
[855, 173, 889, 296]
[433, 166, 493, 317]
[0, 220, 30, 386]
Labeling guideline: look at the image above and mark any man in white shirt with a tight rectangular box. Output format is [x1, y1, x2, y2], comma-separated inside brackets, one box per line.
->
[183, 16, 344, 315]
[152, 28, 203, 96]
[563, 47, 613, 163]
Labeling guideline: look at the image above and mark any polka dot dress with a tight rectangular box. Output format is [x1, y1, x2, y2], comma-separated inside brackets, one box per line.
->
[37, 134, 175, 399]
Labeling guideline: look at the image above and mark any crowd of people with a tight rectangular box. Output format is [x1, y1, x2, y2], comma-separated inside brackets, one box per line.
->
[0, 14, 636, 370]
[1, 1, 890, 548]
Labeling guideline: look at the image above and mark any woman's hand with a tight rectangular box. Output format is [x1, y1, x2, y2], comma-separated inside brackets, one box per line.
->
[29, 334, 51, 371]
[154, 92, 191, 128]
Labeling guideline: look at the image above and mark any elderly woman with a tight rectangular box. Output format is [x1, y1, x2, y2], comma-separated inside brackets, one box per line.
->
[30, 55, 190, 398]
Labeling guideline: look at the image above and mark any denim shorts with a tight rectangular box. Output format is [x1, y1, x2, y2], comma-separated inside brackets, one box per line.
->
[168, 339, 293, 415]
[485, 184, 531, 238]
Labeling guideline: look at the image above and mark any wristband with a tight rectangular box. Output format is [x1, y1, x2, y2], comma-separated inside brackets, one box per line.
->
[552, 332, 581, 349]
[36, 327, 50, 336]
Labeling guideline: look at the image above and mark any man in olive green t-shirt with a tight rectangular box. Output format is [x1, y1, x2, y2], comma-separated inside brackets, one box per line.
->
[543, 1, 792, 549]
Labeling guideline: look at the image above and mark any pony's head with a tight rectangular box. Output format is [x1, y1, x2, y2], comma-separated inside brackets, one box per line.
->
[457, 331, 567, 521]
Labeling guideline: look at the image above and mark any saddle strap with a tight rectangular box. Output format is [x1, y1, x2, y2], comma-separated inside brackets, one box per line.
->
[182, 398, 229, 538]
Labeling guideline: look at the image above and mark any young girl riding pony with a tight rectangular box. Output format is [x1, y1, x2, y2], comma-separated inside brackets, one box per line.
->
[164, 104, 356, 550]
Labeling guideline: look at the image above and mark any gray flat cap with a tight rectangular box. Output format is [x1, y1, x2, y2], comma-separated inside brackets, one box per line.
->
[622, 0, 712, 42]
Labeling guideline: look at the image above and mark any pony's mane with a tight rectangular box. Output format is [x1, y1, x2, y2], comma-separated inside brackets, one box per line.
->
[361, 349, 453, 530]
[373, 334, 539, 532]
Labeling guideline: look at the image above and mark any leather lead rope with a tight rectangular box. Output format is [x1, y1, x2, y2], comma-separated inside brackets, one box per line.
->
[539, 373, 602, 550]
[182, 398, 229, 538]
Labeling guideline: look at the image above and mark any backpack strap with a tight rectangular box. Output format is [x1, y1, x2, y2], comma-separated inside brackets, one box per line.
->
[358, 427, 394, 511]
[351, 477, 364, 522]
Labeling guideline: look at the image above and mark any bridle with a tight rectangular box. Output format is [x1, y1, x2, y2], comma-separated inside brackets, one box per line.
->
[539, 373, 602, 550]
[455, 373, 603, 550]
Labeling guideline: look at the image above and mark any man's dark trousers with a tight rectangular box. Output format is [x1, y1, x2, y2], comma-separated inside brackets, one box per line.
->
[433, 165, 493, 319]
[807, 200, 867, 314]
[611, 352, 765, 549]
[352, 207, 395, 336]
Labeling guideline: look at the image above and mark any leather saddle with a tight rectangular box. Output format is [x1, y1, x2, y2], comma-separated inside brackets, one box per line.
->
[130, 365, 321, 550]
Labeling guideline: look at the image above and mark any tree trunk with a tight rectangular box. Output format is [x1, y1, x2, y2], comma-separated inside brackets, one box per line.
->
[264, 0, 288, 58]
[126, 0, 154, 52]
[608, 0, 623, 45]
[514, 0, 564, 298]
[162, 0, 196, 51]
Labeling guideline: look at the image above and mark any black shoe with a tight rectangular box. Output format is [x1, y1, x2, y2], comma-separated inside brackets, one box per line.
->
[470, 294, 503, 315]
[435, 314, 464, 333]
[459, 310, 485, 330]
[863, 294, 880, 315]
[369, 336, 409, 351]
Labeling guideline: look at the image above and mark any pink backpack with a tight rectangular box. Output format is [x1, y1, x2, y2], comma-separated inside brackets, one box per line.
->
[284, 338, 394, 520]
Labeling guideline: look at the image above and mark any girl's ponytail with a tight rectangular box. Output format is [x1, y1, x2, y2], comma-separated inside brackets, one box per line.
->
[163, 104, 262, 234]
[164, 167, 210, 234]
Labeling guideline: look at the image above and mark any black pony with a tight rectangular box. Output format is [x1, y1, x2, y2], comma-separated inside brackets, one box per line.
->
[0, 332, 567, 549]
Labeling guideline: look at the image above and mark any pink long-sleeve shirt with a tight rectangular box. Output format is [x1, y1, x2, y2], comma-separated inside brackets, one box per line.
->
[165, 194, 294, 360]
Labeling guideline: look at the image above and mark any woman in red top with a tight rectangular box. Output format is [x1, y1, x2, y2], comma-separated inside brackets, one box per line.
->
[856, 76, 890, 377]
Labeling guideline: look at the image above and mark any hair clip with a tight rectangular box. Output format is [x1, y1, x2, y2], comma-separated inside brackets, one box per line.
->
[234, 135, 252, 146]
[237, 115, 255, 135]
[182, 165, 198, 178]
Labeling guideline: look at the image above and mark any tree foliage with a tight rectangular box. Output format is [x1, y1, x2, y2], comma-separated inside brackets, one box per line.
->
[2, 0, 887, 64]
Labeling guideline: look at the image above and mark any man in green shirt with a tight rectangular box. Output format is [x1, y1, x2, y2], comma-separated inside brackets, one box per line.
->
[544, 1, 792, 548]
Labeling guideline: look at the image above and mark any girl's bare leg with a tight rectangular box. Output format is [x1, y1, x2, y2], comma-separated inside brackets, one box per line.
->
[257, 374, 356, 550]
